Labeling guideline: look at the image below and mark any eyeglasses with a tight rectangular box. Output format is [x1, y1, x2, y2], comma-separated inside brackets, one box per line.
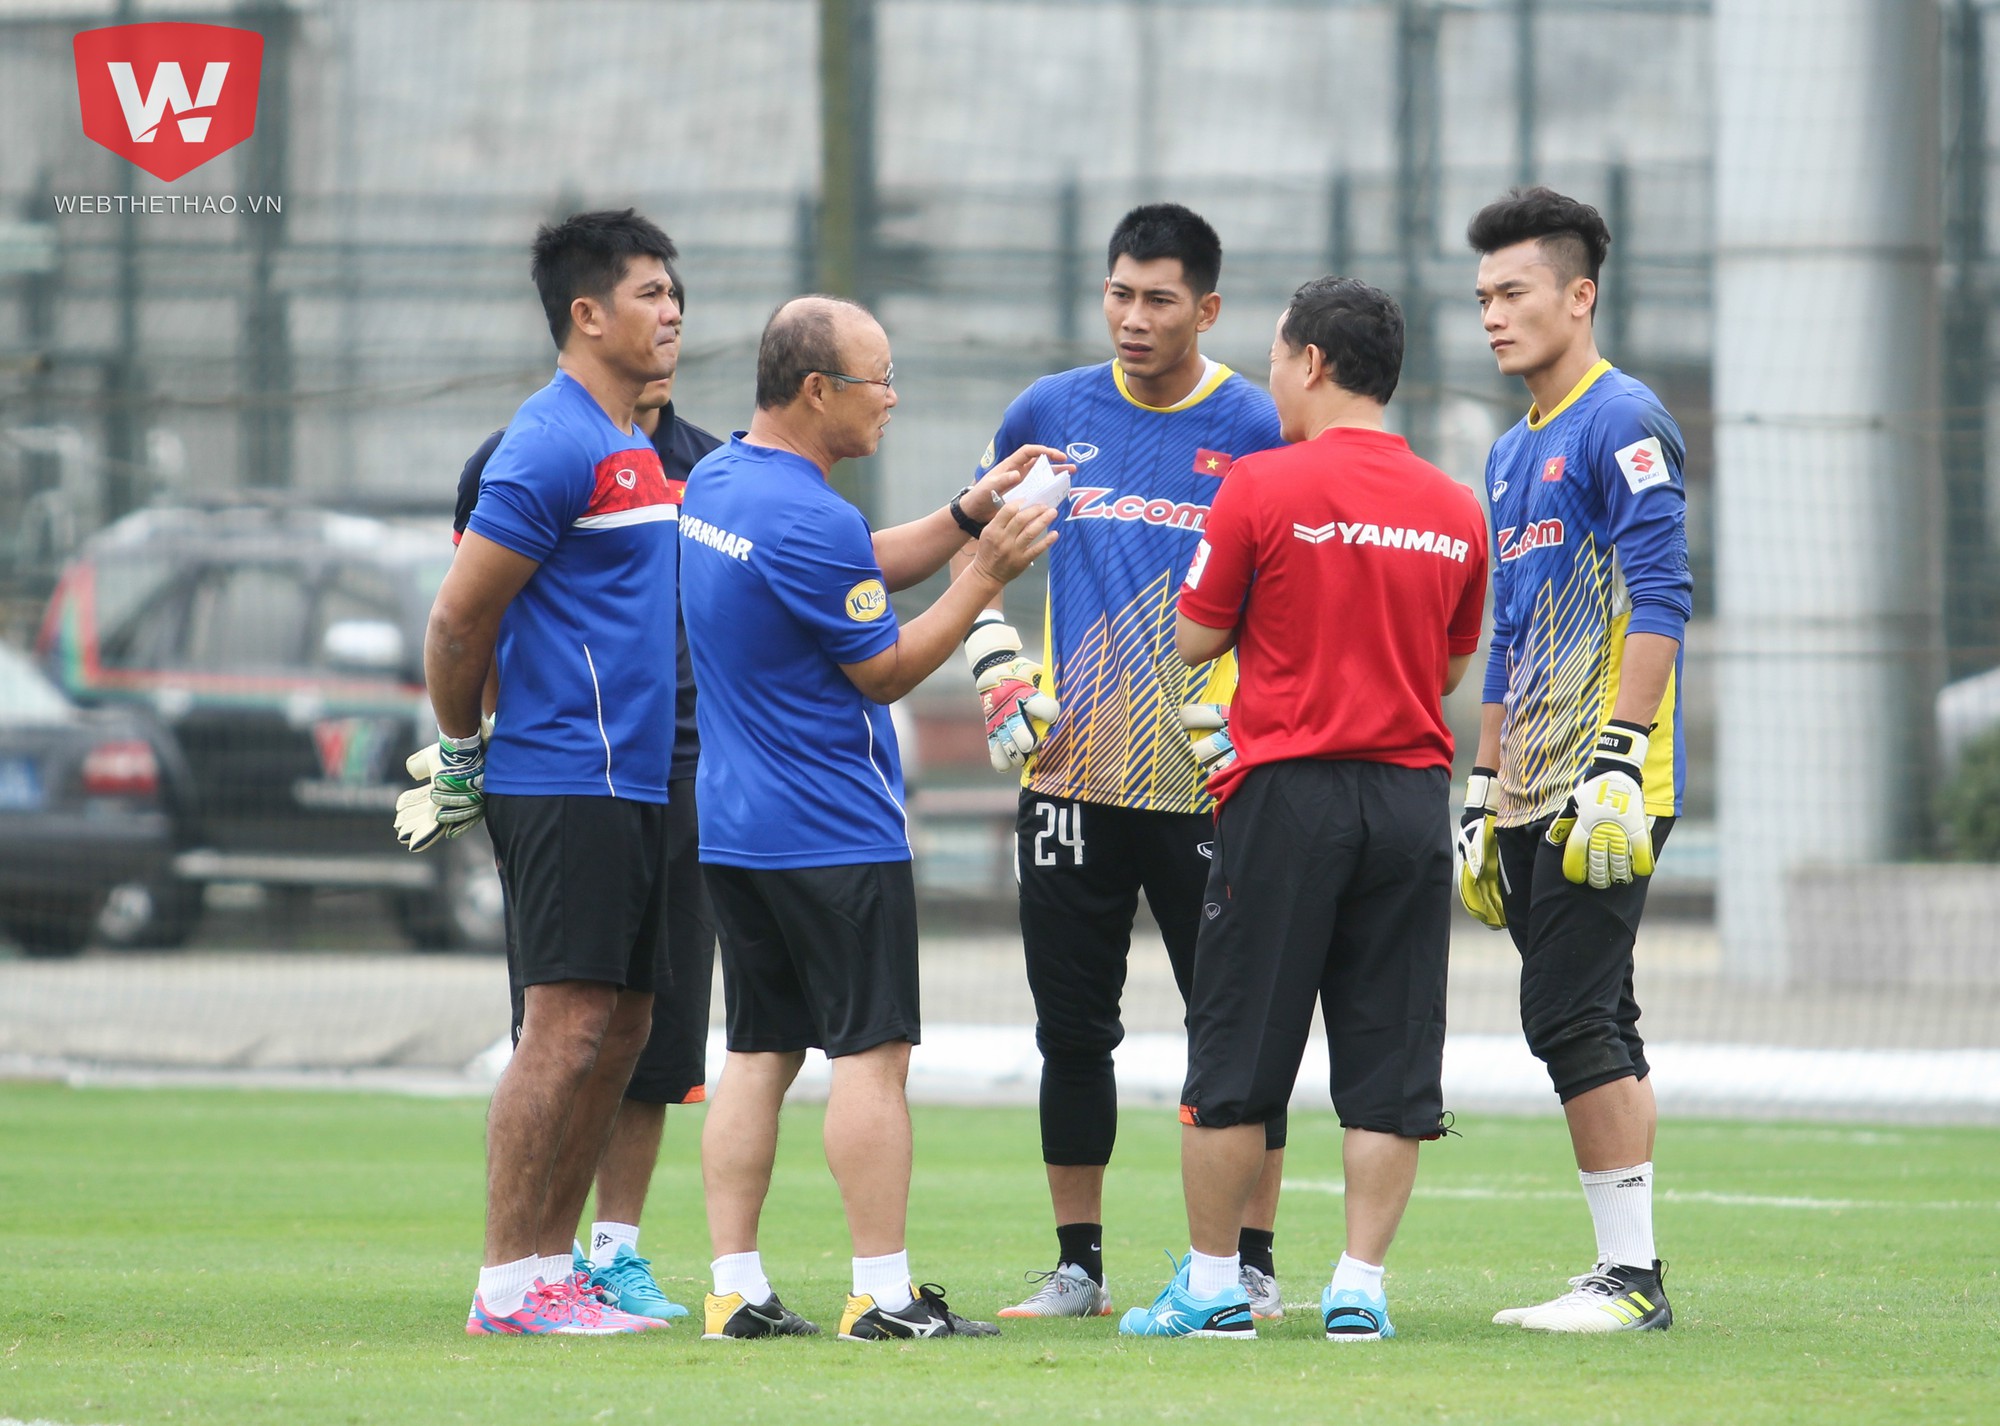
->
[808, 363, 894, 391]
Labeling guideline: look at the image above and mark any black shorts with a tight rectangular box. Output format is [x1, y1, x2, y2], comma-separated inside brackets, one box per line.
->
[488, 792, 668, 995]
[1016, 788, 1283, 1156]
[707, 860, 920, 1059]
[504, 782, 714, 1105]
[1495, 815, 1674, 1102]
[1180, 760, 1452, 1138]
[1015, 788, 1212, 1024]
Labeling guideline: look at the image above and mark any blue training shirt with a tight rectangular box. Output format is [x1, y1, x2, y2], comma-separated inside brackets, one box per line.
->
[455, 401, 719, 783]
[680, 436, 908, 868]
[1482, 360, 1694, 825]
[465, 370, 679, 802]
[977, 359, 1283, 813]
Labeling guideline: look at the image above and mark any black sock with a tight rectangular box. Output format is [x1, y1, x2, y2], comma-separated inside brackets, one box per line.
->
[1056, 1222, 1104, 1285]
[1238, 1227, 1275, 1277]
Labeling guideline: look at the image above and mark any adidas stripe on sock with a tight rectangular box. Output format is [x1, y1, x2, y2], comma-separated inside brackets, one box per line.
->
[1580, 1161, 1656, 1270]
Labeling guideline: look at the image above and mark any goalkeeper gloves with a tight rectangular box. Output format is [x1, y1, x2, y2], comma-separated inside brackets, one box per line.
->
[1176, 703, 1237, 779]
[394, 716, 492, 853]
[1545, 719, 1654, 889]
[1454, 766, 1506, 928]
[964, 618, 1059, 772]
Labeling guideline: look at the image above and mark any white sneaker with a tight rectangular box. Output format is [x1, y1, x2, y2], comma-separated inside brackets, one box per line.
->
[1519, 1261, 1670, 1333]
[1496, 1260, 1672, 1332]
[998, 1262, 1112, 1318]
[1239, 1263, 1283, 1321]
[1493, 1259, 1607, 1326]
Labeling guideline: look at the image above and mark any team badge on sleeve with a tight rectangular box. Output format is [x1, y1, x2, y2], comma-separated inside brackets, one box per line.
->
[1184, 539, 1212, 590]
[845, 579, 889, 622]
[1614, 436, 1671, 495]
[1192, 449, 1233, 477]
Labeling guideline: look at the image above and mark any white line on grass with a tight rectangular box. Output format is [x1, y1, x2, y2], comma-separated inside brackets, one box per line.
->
[1283, 1180, 2000, 1212]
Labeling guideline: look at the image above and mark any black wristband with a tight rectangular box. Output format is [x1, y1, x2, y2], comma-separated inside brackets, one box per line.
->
[949, 486, 988, 538]
[1586, 721, 1649, 781]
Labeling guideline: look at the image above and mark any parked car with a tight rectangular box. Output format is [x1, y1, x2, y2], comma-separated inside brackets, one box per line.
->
[0, 637, 179, 957]
[36, 502, 503, 950]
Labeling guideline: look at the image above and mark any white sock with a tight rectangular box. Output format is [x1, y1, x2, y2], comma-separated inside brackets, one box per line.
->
[853, 1251, 913, 1312]
[1187, 1247, 1240, 1299]
[590, 1221, 640, 1263]
[712, 1250, 772, 1305]
[1580, 1161, 1657, 1271]
[476, 1255, 542, 1316]
[1330, 1252, 1386, 1296]
[539, 1252, 575, 1287]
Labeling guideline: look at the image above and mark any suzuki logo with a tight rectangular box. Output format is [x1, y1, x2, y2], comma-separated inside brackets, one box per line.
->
[74, 24, 264, 182]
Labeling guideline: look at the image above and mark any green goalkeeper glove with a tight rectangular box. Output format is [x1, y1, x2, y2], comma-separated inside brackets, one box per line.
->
[1545, 719, 1654, 889]
[1454, 766, 1506, 928]
[964, 618, 1059, 772]
[393, 715, 492, 852]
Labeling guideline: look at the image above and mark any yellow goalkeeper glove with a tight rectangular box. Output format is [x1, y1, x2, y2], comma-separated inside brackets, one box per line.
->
[1454, 766, 1506, 928]
[1545, 719, 1654, 889]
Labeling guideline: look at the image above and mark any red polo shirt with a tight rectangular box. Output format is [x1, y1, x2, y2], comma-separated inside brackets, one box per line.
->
[1177, 425, 1488, 803]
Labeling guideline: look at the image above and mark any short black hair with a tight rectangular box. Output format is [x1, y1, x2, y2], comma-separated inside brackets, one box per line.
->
[1279, 277, 1404, 404]
[1465, 186, 1611, 308]
[530, 209, 678, 349]
[1106, 203, 1223, 297]
[755, 295, 871, 410]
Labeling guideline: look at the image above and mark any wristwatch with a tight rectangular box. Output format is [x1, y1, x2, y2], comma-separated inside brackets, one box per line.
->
[949, 485, 989, 538]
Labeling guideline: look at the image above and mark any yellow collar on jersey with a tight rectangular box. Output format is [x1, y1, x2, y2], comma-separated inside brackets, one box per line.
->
[1112, 357, 1233, 413]
[1525, 357, 1613, 431]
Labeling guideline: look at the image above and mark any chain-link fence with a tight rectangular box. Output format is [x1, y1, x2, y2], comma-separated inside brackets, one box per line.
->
[0, 0, 1995, 1118]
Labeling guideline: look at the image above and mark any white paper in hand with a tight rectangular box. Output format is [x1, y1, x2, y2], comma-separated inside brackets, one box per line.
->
[1005, 453, 1072, 510]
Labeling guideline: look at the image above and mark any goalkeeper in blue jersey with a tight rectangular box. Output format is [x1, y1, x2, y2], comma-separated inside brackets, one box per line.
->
[954, 204, 1290, 1321]
[1461, 188, 1694, 1333]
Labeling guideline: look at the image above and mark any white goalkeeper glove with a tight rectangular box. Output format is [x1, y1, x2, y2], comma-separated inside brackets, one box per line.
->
[1545, 719, 1654, 889]
[1177, 702, 1237, 779]
[964, 619, 1059, 772]
[1454, 766, 1506, 928]
[394, 714, 493, 853]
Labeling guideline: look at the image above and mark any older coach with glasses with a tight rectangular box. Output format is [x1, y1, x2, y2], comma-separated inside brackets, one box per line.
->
[680, 294, 1064, 1342]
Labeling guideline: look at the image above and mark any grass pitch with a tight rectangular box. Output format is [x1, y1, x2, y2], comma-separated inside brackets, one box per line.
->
[1, 1084, 1995, 1425]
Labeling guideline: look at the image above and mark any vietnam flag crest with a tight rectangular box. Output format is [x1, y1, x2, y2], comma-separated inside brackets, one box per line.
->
[1193, 448, 1233, 478]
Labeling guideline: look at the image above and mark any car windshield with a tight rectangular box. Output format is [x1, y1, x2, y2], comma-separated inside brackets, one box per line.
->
[0, 640, 76, 725]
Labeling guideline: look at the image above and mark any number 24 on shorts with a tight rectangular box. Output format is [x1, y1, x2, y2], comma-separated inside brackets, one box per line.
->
[1032, 800, 1085, 867]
